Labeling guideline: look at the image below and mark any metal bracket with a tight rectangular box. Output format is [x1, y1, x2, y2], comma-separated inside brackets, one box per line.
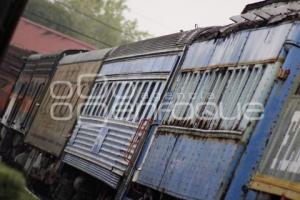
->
[277, 68, 290, 80]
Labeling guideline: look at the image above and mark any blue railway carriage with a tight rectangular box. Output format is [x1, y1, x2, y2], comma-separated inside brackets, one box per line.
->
[0, 50, 79, 162]
[133, 1, 300, 200]
[62, 30, 199, 198]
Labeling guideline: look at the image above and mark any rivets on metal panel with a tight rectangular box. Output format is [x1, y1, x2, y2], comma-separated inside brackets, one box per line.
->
[277, 68, 290, 81]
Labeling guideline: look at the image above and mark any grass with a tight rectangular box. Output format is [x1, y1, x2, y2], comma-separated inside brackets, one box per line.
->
[0, 163, 38, 200]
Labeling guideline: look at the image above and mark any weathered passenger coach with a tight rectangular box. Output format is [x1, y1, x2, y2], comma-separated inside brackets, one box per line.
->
[226, 1, 300, 199]
[133, 1, 300, 200]
[0, 45, 32, 118]
[62, 31, 199, 192]
[23, 49, 111, 175]
[0, 50, 79, 159]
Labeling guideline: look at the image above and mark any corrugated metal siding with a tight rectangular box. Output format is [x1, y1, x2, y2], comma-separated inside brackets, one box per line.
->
[64, 54, 178, 187]
[1, 53, 59, 132]
[224, 40, 300, 200]
[254, 73, 300, 183]
[101, 55, 177, 75]
[108, 31, 194, 59]
[259, 96, 300, 179]
[182, 23, 292, 69]
[138, 134, 241, 200]
[9, 54, 60, 133]
[67, 117, 137, 176]
[63, 153, 120, 188]
[24, 60, 103, 156]
[162, 63, 278, 132]
[136, 22, 294, 199]
[137, 62, 279, 200]
[59, 49, 111, 65]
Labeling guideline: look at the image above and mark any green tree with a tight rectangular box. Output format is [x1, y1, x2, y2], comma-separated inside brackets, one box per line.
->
[23, 0, 150, 48]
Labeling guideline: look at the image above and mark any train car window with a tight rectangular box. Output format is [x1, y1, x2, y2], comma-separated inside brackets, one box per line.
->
[92, 82, 110, 116]
[143, 81, 163, 120]
[104, 82, 122, 117]
[21, 82, 45, 129]
[132, 82, 150, 122]
[86, 83, 103, 115]
[117, 82, 135, 120]
[136, 81, 156, 122]
[93, 82, 112, 116]
[96, 82, 117, 117]
[112, 82, 130, 119]
[126, 82, 143, 121]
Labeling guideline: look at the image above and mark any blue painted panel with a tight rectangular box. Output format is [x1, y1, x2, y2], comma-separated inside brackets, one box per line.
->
[182, 23, 294, 70]
[137, 134, 177, 189]
[138, 134, 241, 200]
[225, 46, 300, 199]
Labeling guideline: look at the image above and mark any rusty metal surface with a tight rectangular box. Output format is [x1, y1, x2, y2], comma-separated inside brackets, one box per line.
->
[24, 50, 109, 156]
[107, 31, 196, 60]
[254, 73, 300, 186]
[136, 22, 298, 200]
[182, 23, 292, 70]
[0, 51, 77, 134]
[64, 51, 180, 188]
[138, 132, 242, 200]
[0, 45, 32, 117]
[162, 63, 279, 132]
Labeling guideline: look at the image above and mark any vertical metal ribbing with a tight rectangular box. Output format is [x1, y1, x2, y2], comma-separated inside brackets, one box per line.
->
[108, 82, 126, 119]
[127, 82, 145, 122]
[116, 82, 134, 120]
[95, 82, 113, 116]
[140, 81, 161, 120]
[145, 82, 165, 120]
[121, 82, 138, 120]
[207, 70, 230, 129]
[91, 82, 109, 116]
[98, 82, 117, 117]
[133, 81, 153, 123]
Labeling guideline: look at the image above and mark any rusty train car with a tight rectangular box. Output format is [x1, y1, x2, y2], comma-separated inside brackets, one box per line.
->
[3, 0, 300, 199]
[60, 0, 300, 199]
[60, 31, 200, 199]
[22, 49, 111, 182]
[0, 45, 32, 118]
[0, 50, 80, 161]
[133, 1, 300, 200]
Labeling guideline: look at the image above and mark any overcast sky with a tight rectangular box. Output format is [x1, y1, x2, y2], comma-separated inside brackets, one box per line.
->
[126, 0, 259, 37]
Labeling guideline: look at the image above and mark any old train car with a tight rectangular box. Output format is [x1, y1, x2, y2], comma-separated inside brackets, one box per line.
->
[61, 31, 199, 199]
[0, 45, 32, 118]
[225, 1, 300, 200]
[131, 1, 300, 200]
[0, 50, 79, 161]
[22, 49, 111, 181]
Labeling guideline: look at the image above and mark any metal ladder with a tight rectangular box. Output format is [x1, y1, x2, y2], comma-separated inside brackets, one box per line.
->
[124, 119, 152, 164]
[116, 119, 152, 200]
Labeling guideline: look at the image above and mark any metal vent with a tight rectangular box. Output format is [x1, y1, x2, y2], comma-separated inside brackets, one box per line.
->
[63, 153, 120, 188]
[162, 63, 280, 132]
[108, 30, 195, 59]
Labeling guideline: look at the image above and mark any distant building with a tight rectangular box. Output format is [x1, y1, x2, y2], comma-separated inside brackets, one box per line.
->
[10, 17, 96, 53]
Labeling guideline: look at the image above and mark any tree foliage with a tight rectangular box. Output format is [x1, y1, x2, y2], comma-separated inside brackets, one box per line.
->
[23, 0, 150, 48]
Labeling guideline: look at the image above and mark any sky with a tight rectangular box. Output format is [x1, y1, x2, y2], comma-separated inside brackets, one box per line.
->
[125, 0, 259, 37]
